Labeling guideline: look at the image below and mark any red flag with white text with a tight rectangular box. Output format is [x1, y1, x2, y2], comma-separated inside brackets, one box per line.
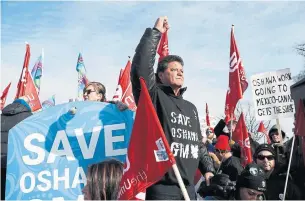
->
[257, 121, 271, 144]
[225, 26, 248, 122]
[118, 78, 176, 200]
[158, 31, 169, 62]
[232, 113, 252, 167]
[0, 82, 11, 110]
[113, 59, 137, 111]
[15, 44, 42, 112]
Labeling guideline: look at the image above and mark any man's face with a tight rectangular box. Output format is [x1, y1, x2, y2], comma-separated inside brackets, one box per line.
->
[270, 130, 283, 143]
[256, 150, 275, 172]
[158, 61, 184, 89]
[239, 187, 263, 200]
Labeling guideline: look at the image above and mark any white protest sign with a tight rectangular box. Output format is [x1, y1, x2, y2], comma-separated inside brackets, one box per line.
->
[251, 68, 295, 121]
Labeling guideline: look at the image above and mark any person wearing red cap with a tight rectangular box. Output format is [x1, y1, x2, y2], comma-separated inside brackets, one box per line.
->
[215, 135, 243, 181]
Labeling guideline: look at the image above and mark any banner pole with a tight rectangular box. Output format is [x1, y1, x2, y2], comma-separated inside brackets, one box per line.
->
[172, 164, 190, 201]
[282, 135, 296, 201]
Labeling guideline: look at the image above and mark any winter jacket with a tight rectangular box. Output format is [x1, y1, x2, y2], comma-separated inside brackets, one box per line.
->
[1, 101, 32, 200]
[1, 102, 32, 168]
[218, 156, 243, 181]
[131, 27, 215, 186]
[265, 168, 302, 200]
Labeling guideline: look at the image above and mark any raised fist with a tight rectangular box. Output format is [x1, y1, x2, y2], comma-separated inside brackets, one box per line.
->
[154, 16, 169, 33]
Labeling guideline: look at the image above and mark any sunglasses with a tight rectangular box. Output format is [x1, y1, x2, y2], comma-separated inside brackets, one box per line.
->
[257, 155, 275, 161]
[84, 89, 96, 95]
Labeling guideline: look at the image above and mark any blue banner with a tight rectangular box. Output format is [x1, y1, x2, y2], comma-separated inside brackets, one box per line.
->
[5, 101, 135, 200]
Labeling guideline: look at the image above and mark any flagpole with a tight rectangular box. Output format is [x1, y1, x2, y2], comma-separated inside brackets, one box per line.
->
[282, 135, 296, 201]
[230, 112, 233, 140]
[276, 118, 283, 142]
[172, 164, 191, 201]
[230, 24, 234, 141]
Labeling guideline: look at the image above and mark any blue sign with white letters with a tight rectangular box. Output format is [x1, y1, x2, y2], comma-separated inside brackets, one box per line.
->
[5, 101, 134, 200]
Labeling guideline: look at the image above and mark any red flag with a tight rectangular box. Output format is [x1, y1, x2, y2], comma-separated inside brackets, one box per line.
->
[157, 31, 169, 62]
[113, 59, 137, 111]
[0, 82, 12, 110]
[295, 99, 305, 137]
[295, 99, 305, 166]
[257, 121, 271, 144]
[232, 113, 252, 167]
[118, 68, 124, 83]
[225, 26, 248, 121]
[118, 78, 176, 200]
[15, 44, 42, 112]
[206, 103, 210, 127]
[194, 169, 202, 185]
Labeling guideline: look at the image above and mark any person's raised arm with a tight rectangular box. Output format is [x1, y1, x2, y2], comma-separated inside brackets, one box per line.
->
[131, 16, 169, 104]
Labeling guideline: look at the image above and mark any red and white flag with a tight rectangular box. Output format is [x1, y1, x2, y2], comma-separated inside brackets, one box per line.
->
[225, 26, 248, 123]
[157, 30, 169, 62]
[118, 78, 176, 200]
[257, 121, 271, 144]
[0, 82, 11, 110]
[15, 43, 42, 112]
[113, 59, 137, 111]
[118, 68, 124, 83]
[232, 113, 252, 167]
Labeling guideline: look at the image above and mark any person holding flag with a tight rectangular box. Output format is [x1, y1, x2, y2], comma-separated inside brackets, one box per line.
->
[130, 16, 215, 200]
[253, 144, 302, 200]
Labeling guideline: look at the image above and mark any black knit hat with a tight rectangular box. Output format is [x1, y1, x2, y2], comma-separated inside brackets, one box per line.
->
[236, 163, 267, 192]
[253, 144, 276, 159]
[268, 125, 286, 140]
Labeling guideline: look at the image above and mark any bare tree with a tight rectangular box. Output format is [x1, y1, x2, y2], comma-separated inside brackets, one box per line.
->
[296, 43, 305, 56]
[294, 43, 305, 82]
[217, 102, 271, 142]
[235, 102, 271, 142]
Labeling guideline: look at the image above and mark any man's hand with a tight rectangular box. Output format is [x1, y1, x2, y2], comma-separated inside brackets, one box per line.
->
[204, 172, 214, 186]
[154, 16, 169, 33]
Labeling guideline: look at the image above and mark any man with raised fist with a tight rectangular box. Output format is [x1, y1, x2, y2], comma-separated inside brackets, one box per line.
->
[131, 16, 215, 200]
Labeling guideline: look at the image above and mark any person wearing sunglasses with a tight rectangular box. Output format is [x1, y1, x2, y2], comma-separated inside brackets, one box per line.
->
[83, 82, 128, 111]
[254, 144, 301, 200]
[83, 82, 106, 102]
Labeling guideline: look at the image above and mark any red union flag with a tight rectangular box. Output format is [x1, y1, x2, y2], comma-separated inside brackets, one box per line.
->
[0, 82, 11, 110]
[257, 121, 271, 144]
[295, 99, 305, 137]
[233, 113, 252, 167]
[225, 26, 248, 121]
[118, 78, 176, 200]
[295, 99, 305, 166]
[157, 30, 169, 62]
[15, 43, 42, 112]
[113, 59, 137, 111]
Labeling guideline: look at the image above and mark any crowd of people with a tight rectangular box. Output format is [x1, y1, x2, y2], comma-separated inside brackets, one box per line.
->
[1, 16, 305, 200]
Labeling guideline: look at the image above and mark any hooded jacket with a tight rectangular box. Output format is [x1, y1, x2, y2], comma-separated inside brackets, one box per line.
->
[1, 101, 32, 200]
[131, 27, 215, 186]
[1, 102, 32, 168]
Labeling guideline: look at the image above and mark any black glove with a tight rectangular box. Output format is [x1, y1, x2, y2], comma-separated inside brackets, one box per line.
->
[197, 174, 235, 199]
